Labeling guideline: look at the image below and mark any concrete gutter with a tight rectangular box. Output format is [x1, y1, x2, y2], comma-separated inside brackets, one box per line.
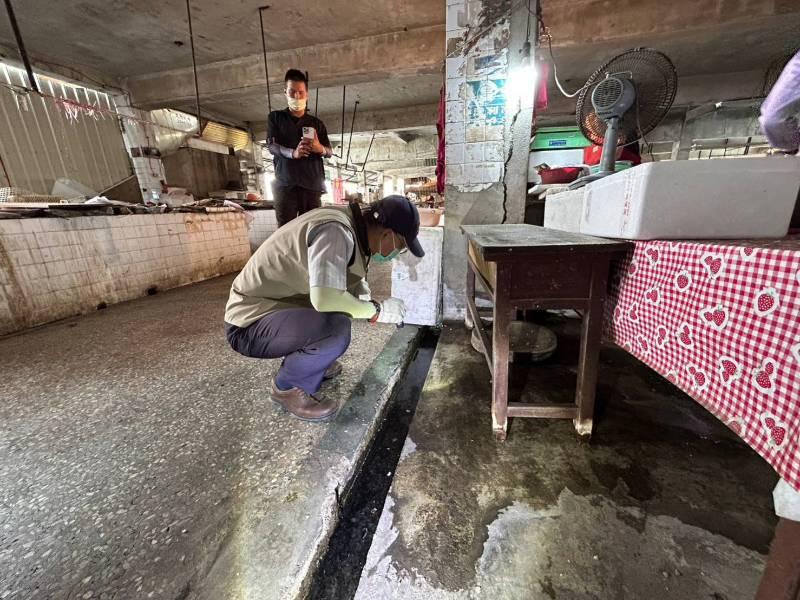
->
[192, 325, 422, 600]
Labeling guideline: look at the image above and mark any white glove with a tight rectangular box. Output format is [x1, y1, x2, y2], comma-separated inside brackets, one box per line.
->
[353, 279, 371, 301]
[377, 297, 406, 324]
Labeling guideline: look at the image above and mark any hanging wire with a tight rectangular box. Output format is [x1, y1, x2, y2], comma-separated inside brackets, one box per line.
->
[360, 130, 376, 173]
[185, 0, 202, 131]
[634, 82, 655, 161]
[258, 6, 273, 114]
[540, 28, 588, 99]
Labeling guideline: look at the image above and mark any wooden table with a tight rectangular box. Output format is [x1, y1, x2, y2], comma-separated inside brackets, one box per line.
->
[462, 224, 631, 441]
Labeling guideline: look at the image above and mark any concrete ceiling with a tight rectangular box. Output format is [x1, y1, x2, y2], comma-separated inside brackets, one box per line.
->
[1, 0, 798, 136]
[0, 0, 443, 78]
[545, 15, 800, 96]
[537, 0, 800, 122]
[168, 74, 443, 125]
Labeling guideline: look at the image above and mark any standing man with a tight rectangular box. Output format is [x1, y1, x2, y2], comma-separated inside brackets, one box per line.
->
[267, 69, 333, 227]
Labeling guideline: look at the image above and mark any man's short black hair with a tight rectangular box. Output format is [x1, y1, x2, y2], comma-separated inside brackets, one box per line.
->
[284, 69, 307, 88]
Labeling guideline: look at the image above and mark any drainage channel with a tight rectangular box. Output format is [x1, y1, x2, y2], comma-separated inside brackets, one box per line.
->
[308, 327, 440, 600]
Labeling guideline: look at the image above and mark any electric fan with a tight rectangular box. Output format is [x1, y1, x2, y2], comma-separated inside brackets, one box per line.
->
[570, 48, 678, 188]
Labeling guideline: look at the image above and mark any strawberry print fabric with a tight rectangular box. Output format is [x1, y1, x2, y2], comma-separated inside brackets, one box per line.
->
[606, 237, 800, 492]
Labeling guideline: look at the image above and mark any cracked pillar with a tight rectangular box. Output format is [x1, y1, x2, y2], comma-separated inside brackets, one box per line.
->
[442, 0, 536, 319]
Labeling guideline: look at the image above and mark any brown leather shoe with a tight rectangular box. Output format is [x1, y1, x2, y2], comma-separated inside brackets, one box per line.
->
[323, 360, 343, 380]
[270, 379, 339, 422]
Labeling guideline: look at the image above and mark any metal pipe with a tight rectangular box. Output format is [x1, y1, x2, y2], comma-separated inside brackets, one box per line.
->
[360, 130, 376, 173]
[599, 116, 620, 173]
[345, 100, 359, 167]
[0, 149, 12, 187]
[315, 87, 319, 115]
[186, 0, 202, 133]
[339, 85, 346, 157]
[3, 0, 39, 93]
[258, 6, 272, 114]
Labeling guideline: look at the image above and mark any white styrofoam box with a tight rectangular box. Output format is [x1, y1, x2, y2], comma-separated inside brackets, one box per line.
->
[580, 157, 800, 240]
[544, 188, 585, 233]
[391, 227, 443, 326]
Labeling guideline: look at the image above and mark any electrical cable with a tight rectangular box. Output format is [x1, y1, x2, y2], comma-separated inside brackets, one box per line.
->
[634, 85, 655, 162]
[540, 26, 588, 99]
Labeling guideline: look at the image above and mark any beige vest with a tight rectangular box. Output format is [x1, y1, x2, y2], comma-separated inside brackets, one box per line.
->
[224, 207, 368, 327]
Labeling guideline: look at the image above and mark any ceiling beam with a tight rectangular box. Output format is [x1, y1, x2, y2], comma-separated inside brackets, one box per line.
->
[251, 103, 439, 141]
[125, 25, 444, 110]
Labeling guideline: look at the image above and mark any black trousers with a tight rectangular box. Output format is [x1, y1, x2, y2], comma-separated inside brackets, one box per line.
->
[225, 309, 351, 394]
[273, 185, 322, 227]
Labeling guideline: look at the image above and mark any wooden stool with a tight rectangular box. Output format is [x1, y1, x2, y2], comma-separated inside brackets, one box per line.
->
[462, 224, 631, 441]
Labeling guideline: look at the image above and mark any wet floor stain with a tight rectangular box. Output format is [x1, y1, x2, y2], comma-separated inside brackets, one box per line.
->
[355, 323, 777, 599]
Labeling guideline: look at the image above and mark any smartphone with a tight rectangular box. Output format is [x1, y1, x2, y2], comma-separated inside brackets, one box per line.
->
[302, 127, 315, 140]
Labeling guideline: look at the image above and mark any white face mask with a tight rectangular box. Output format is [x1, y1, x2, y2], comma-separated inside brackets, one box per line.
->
[287, 97, 307, 112]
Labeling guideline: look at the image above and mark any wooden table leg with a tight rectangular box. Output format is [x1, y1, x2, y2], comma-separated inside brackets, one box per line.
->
[756, 517, 800, 599]
[465, 264, 475, 330]
[574, 263, 608, 437]
[492, 269, 512, 442]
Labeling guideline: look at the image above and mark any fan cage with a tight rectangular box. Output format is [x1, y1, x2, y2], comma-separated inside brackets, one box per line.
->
[576, 48, 678, 147]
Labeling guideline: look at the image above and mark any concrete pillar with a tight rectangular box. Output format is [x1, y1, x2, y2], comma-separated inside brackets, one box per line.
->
[442, 0, 536, 320]
[383, 175, 395, 197]
[113, 94, 165, 202]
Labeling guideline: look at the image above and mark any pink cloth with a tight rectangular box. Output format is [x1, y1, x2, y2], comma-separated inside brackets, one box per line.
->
[535, 60, 549, 112]
[606, 237, 800, 492]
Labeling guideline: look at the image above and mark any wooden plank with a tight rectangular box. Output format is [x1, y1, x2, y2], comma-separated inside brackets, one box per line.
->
[462, 224, 631, 260]
[465, 253, 476, 330]
[507, 403, 578, 419]
[468, 257, 496, 298]
[467, 240, 496, 291]
[466, 264, 494, 374]
[508, 256, 593, 300]
[503, 298, 590, 311]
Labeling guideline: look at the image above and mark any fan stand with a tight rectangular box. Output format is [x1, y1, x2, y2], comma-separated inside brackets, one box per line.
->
[569, 116, 621, 190]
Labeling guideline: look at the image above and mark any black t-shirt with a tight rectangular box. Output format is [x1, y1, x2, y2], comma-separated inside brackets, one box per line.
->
[267, 109, 331, 192]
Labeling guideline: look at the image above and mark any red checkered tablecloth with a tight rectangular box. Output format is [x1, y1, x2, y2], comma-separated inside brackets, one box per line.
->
[606, 237, 800, 492]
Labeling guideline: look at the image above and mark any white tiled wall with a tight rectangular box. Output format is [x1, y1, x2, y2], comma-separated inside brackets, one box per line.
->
[444, 0, 509, 189]
[0, 212, 250, 335]
[248, 209, 278, 252]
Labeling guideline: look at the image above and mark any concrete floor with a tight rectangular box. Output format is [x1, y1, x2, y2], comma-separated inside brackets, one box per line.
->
[355, 320, 779, 600]
[0, 274, 415, 600]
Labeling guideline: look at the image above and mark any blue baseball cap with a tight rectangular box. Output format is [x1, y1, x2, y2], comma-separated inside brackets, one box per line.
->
[372, 195, 425, 258]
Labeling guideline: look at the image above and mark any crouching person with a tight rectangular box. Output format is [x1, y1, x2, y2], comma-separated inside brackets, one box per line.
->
[224, 195, 424, 422]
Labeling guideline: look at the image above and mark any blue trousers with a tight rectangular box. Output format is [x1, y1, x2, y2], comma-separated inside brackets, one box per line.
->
[225, 309, 352, 394]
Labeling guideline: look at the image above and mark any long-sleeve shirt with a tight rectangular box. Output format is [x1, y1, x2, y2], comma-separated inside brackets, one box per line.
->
[760, 51, 800, 153]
